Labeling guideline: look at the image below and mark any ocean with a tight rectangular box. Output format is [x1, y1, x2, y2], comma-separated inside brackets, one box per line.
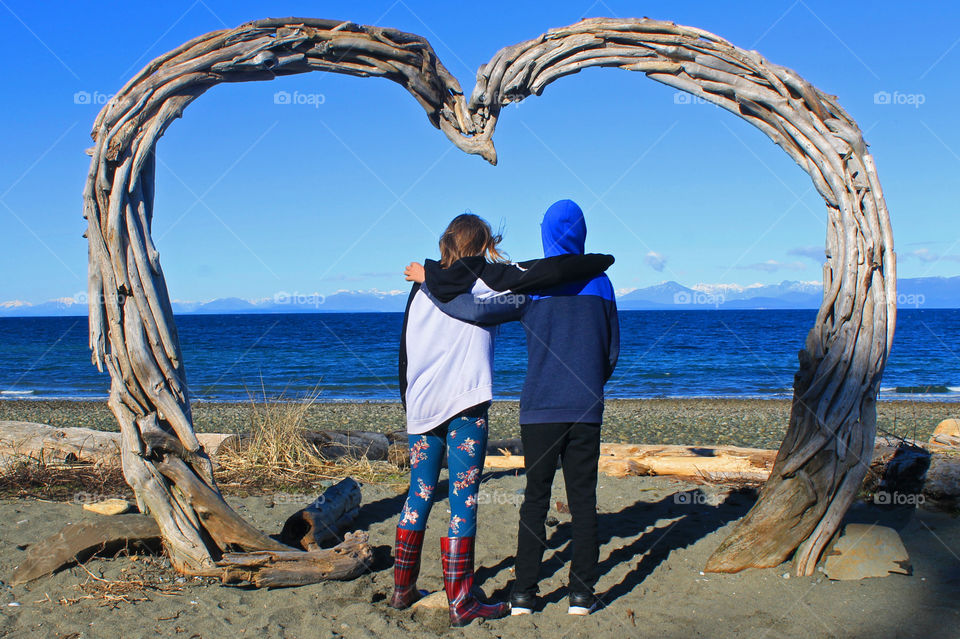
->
[0, 309, 958, 403]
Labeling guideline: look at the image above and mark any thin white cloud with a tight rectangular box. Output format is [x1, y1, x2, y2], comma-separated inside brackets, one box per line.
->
[788, 246, 825, 261]
[644, 251, 667, 272]
[902, 248, 960, 263]
[736, 260, 809, 273]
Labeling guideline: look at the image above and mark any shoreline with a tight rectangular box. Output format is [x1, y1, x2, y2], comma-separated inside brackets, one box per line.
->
[1, 398, 952, 449]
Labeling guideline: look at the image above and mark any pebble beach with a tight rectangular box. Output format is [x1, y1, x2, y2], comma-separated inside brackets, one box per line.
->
[0, 398, 951, 449]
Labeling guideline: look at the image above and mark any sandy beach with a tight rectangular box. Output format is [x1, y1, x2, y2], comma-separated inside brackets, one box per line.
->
[2, 471, 959, 638]
[1, 398, 958, 637]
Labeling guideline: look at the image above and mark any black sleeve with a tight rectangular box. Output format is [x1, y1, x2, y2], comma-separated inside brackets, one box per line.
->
[606, 301, 620, 381]
[421, 257, 484, 302]
[398, 283, 419, 409]
[479, 254, 615, 295]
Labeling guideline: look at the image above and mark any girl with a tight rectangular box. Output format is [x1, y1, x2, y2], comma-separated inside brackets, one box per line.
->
[392, 213, 613, 627]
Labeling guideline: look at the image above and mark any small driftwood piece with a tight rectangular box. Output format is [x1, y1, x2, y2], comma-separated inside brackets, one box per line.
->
[923, 454, 960, 512]
[11, 515, 161, 585]
[218, 531, 372, 587]
[280, 478, 362, 550]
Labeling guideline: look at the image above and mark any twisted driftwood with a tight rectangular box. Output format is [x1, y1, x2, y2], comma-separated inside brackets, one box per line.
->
[85, 17, 894, 578]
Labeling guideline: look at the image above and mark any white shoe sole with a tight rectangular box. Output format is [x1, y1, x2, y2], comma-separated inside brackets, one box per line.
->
[568, 605, 596, 616]
[510, 607, 533, 616]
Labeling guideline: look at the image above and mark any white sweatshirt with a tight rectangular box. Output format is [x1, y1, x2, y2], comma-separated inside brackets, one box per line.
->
[401, 281, 501, 434]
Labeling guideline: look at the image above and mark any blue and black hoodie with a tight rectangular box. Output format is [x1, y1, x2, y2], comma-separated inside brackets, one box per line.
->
[419, 199, 619, 426]
[519, 199, 619, 425]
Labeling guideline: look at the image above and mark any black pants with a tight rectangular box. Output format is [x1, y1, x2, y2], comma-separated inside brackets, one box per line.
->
[513, 422, 600, 597]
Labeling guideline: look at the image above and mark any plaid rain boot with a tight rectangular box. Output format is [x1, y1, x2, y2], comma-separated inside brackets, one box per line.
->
[440, 536, 510, 627]
[389, 528, 426, 609]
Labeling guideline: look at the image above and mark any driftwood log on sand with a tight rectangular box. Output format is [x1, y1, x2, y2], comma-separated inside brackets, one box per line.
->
[218, 531, 372, 587]
[11, 515, 161, 585]
[280, 478, 362, 550]
[484, 443, 776, 482]
[0, 421, 230, 465]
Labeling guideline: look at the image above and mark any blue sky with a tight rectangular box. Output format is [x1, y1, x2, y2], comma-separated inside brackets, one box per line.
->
[1, 0, 958, 305]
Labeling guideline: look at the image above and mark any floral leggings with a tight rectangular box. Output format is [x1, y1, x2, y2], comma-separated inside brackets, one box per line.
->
[399, 403, 489, 537]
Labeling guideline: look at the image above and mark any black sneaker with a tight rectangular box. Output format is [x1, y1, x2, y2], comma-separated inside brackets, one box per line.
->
[568, 592, 599, 616]
[509, 591, 537, 616]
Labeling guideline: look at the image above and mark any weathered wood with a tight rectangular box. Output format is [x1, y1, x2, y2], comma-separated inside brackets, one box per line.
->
[280, 478, 362, 550]
[218, 531, 372, 587]
[11, 515, 161, 585]
[483, 443, 776, 482]
[154, 454, 293, 554]
[923, 454, 960, 512]
[0, 421, 229, 465]
[85, 15, 894, 579]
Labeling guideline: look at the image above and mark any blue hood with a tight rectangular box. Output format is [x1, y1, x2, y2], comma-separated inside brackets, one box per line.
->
[542, 199, 587, 257]
[535, 199, 614, 300]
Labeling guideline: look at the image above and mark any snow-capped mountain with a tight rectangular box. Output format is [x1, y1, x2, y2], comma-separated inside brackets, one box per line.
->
[2, 277, 957, 316]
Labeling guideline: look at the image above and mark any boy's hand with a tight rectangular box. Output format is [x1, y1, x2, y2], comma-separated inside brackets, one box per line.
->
[404, 262, 425, 283]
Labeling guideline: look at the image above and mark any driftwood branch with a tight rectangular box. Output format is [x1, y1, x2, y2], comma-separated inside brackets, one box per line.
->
[280, 478, 362, 550]
[218, 531, 372, 587]
[11, 515, 161, 585]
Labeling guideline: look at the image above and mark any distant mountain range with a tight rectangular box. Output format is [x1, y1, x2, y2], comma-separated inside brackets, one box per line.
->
[617, 276, 960, 309]
[2, 276, 958, 316]
[0, 289, 409, 317]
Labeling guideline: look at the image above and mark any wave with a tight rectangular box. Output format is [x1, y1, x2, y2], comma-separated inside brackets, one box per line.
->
[887, 385, 954, 394]
[0, 390, 34, 395]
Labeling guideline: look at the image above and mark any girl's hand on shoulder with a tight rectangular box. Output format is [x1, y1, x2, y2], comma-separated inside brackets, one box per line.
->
[404, 262, 425, 283]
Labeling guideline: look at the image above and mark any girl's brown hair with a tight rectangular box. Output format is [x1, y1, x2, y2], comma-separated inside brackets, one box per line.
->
[438, 213, 506, 267]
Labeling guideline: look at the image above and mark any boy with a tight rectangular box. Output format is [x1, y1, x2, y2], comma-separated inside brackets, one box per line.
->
[510, 199, 619, 616]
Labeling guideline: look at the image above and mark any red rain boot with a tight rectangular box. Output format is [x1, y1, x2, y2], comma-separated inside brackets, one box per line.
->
[389, 528, 425, 609]
[440, 536, 510, 627]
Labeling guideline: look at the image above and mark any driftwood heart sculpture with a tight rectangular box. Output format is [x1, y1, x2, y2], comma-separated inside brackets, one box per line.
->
[83, 17, 894, 579]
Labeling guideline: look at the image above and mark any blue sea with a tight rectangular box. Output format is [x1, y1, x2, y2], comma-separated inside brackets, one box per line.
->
[0, 310, 958, 403]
